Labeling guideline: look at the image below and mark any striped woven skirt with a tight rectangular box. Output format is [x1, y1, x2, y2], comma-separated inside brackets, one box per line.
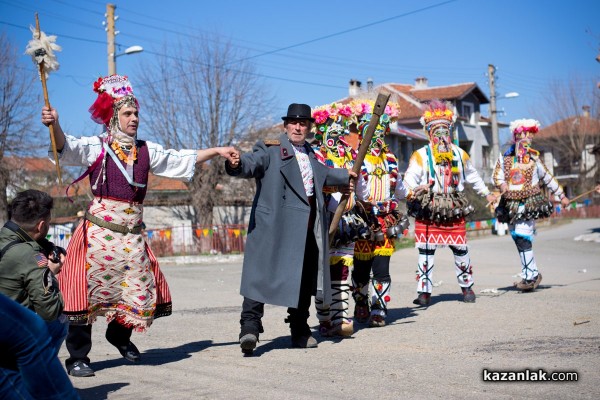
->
[59, 197, 172, 332]
[414, 218, 467, 248]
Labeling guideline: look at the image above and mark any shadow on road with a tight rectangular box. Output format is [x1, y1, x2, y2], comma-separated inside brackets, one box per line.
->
[91, 340, 239, 371]
[241, 335, 292, 357]
[78, 383, 129, 400]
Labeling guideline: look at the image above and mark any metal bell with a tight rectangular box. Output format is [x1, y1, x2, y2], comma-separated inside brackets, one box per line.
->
[399, 216, 410, 232]
[386, 225, 399, 238]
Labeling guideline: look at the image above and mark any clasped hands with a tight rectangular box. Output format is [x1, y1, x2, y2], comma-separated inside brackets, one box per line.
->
[220, 147, 240, 167]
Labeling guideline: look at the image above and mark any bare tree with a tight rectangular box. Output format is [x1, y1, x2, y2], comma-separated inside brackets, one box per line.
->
[534, 77, 600, 195]
[0, 33, 42, 224]
[137, 34, 272, 226]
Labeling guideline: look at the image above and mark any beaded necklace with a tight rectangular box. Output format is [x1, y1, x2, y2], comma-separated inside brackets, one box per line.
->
[110, 140, 137, 165]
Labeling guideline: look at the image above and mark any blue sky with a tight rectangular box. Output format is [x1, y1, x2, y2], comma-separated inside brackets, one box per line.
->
[2, 0, 599, 145]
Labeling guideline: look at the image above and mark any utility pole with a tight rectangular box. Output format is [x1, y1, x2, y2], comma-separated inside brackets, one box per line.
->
[488, 64, 499, 164]
[106, 3, 116, 75]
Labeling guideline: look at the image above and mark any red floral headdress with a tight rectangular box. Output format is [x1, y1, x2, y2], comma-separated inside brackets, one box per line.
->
[88, 74, 136, 126]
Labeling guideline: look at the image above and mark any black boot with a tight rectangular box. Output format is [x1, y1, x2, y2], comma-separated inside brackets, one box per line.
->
[239, 325, 260, 355]
[285, 312, 317, 349]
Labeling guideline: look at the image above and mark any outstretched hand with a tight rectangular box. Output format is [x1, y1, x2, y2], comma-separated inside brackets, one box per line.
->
[219, 147, 240, 164]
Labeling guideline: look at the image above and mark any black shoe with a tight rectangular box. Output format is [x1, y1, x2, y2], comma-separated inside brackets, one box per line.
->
[68, 360, 95, 377]
[240, 333, 258, 355]
[114, 341, 141, 363]
[291, 335, 318, 349]
[412, 292, 431, 306]
[462, 287, 476, 303]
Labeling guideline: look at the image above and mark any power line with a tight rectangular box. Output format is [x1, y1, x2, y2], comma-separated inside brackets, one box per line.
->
[136, 49, 346, 90]
[225, 0, 459, 65]
[51, 0, 104, 16]
[1, 0, 105, 32]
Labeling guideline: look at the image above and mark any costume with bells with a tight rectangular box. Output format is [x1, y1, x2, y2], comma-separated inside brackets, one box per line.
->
[403, 100, 493, 305]
[492, 119, 567, 291]
[54, 75, 199, 373]
[349, 101, 409, 327]
[311, 103, 368, 337]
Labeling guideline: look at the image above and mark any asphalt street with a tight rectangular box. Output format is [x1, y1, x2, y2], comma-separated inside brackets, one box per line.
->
[59, 218, 600, 400]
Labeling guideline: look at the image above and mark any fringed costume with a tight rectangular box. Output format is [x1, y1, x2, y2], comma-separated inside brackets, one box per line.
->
[343, 101, 408, 327]
[403, 100, 493, 305]
[311, 109, 363, 337]
[492, 118, 568, 291]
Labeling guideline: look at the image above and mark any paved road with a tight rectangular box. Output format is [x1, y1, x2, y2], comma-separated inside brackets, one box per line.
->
[60, 218, 600, 400]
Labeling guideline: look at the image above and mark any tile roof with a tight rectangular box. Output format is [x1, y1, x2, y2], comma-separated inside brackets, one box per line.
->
[536, 116, 600, 139]
[329, 81, 490, 123]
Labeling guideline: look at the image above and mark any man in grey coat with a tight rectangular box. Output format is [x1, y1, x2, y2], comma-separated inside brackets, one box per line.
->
[226, 103, 356, 355]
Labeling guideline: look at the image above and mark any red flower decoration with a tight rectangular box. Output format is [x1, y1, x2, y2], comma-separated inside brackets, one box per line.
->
[93, 77, 103, 93]
[384, 295, 391, 302]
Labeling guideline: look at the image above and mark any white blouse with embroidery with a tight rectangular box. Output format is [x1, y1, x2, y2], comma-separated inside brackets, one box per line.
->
[49, 134, 198, 181]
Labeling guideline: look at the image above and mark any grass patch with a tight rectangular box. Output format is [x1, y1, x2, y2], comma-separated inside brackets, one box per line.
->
[394, 237, 415, 250]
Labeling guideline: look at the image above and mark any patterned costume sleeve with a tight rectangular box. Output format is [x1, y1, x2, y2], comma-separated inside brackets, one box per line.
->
[535, 157, 564, 197]
[403, 150, 425, 190]
[460, 149, 490, 196]
[147, 141, 198, 181]
[49, 134, 103, 167]
[491, 154, 506, 188]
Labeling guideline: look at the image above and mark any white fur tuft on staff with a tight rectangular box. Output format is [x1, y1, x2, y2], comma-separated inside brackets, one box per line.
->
[25, 13, 62, 184]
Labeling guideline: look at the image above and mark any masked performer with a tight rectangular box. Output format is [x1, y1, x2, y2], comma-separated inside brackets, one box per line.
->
[492, 118, 570, 292]
[351, 101, 409, 327]
[41, 74, 237, 376]
[311, 103, 371, 337]
[404, 100, 495, 306]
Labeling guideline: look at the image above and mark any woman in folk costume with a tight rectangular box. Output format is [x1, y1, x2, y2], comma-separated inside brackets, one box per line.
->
[311, 103, 368, 337]
[41, 74, 237, 377]
[351, 100, 409, 328]
[492, 119, 570, 292]
[403, 100, 495, 306]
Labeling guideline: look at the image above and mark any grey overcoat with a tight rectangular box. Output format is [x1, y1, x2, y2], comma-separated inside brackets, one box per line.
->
[227, 133, 350, 308]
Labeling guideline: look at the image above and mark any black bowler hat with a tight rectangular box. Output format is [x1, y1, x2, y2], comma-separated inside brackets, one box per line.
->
[282, 103, 314, 122]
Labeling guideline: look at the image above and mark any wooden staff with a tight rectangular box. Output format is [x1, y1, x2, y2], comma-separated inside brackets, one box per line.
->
[328, 93, 391, 245]
[486, 189, 506, 208]
[35, 13, 62, 185]
[568, 188, 597, 203]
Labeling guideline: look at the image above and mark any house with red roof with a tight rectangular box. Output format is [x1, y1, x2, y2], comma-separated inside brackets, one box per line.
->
[335, 77, 505, 178]
[534, 107, 600, 197]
